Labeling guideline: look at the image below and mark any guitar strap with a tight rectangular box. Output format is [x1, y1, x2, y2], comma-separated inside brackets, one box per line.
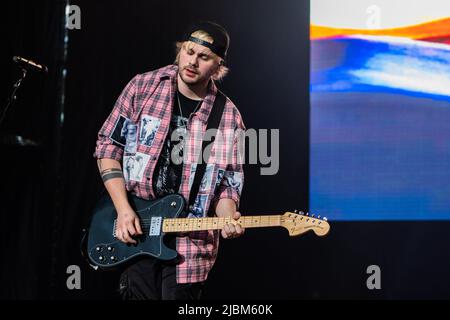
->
[187, 90, 226, 211]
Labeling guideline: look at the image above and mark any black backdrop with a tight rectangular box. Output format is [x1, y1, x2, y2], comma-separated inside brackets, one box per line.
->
[2, 0, 450, 300]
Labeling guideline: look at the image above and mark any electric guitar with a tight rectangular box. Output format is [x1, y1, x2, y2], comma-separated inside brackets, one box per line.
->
[85, 193, 330, 269]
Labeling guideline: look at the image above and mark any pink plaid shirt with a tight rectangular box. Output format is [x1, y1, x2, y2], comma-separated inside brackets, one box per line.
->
[94, 64, 245, 283]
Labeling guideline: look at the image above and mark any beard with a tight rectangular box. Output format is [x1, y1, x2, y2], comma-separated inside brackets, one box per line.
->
[180, 66, 210, 86]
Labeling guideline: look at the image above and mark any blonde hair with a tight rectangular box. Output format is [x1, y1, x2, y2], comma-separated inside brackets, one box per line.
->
[174, 30, 229, 81]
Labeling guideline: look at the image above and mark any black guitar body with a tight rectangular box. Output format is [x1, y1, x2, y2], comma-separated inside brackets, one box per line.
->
[86, 193, 186, 269]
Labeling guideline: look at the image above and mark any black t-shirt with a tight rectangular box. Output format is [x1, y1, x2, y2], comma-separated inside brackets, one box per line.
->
[152, 90, 203, 197]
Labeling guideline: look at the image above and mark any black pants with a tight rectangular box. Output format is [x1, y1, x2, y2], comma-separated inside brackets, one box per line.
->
[119, 257, 204, 300]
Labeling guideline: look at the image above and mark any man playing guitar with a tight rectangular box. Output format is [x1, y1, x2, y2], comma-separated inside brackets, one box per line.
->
[94, 21, 245, 300]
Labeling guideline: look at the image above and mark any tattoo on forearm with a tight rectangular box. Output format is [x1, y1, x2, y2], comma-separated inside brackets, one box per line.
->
[100, 168, 124, 183]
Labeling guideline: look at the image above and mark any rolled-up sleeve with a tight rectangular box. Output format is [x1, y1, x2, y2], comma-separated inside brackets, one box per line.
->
[214, 123, 245, 209]
[215, 169, 244, 209]
[93, 76, 137, 161]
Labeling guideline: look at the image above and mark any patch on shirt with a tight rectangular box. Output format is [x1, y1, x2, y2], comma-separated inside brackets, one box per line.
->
[110, 116, 138, 154]
[189, 164, 215, 191]
[189, 194, 209, 217]
[171, 114, 188, 128]
[123, 152, 150, 182]
[139, 115, 161, 147]
[223, 171, 243, 196]
[214, 169, 225, 191]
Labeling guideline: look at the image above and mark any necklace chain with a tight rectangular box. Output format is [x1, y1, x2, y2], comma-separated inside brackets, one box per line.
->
[176, 91, 202, 127]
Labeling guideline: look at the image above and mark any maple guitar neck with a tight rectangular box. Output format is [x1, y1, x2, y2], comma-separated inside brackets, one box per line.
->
[162, 215, 282, 233]
[162, 213, 330, 237]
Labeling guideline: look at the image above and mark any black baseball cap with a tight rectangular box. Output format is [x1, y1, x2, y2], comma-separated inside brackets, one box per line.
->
[182, 21, 230, 60]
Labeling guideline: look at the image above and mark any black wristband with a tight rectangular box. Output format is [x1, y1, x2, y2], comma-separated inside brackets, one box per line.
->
[101, 171, 124, 183]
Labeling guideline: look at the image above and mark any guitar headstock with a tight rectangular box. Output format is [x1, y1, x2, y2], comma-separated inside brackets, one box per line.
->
[281, 211, 330, 237]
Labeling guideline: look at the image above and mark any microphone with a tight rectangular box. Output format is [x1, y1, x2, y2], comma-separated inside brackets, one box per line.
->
[13, 56, 48, 73]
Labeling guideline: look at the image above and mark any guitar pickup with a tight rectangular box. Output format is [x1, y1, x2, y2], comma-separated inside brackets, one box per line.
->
[149, 217, 162, 236]
[112, 219, 117, 237]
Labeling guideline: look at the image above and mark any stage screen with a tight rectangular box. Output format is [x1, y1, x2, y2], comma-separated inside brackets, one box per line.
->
[310, 0, 450, 220]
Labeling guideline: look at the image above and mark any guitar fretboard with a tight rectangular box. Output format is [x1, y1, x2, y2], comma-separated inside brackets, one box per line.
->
[162, 215, 282, 233]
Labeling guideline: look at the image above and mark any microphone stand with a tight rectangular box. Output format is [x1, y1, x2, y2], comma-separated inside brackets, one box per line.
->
[0, 68, 28, 128]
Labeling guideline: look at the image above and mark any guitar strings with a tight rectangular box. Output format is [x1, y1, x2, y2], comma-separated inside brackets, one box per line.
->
[123, 218, 300, 231]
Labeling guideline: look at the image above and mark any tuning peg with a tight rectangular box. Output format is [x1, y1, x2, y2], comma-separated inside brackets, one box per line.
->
[306, 212, 309, 216]
[311, 214, 315, 217]
[294, 209, 298, 213]
[323, 217, 328, 221]
[318, 215, 321, 219]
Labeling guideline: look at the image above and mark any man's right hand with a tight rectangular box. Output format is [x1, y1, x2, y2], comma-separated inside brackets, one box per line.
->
[115, 209, 143, 244]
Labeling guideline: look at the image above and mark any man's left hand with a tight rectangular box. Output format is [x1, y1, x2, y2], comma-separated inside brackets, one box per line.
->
[221, 211, 245, 239]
